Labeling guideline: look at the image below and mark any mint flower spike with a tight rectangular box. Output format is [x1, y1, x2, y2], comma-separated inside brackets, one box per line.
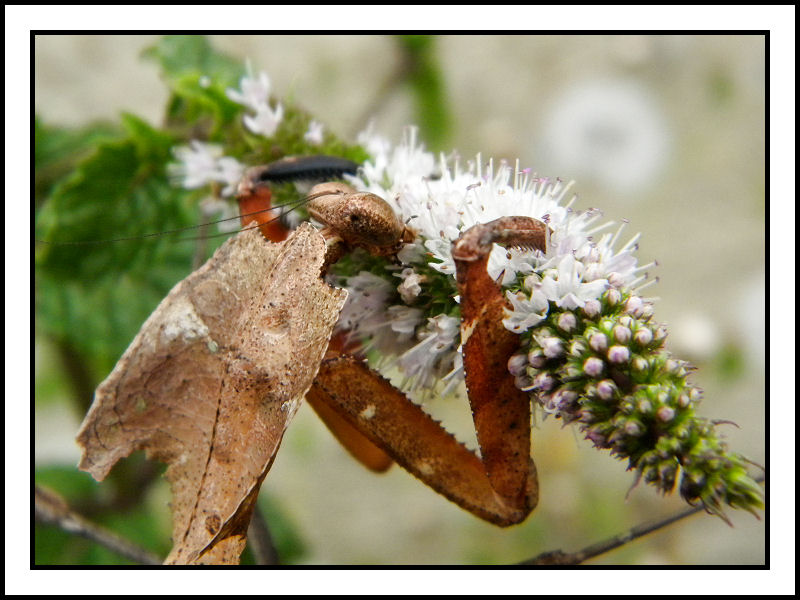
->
[510, 284, 765, 518]
[325, 126, 762, 516]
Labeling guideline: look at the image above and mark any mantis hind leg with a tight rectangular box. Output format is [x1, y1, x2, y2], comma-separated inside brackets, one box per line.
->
[306, 384, 394, 473]
[305, 216, 547, 526]
[308, 354, 537, 526]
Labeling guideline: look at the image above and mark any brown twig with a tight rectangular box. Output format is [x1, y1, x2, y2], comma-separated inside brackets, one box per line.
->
[520, 504, 707, 565]
[53, 338, 96, 415]
[34, 485, 162, 565]
[192, 183, 220, 271]
[519, 474, 766, 565]
[246, 504, 280, 565]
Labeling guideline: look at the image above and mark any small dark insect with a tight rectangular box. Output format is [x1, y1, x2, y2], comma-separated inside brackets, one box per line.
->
[247, 155, 359, 184]
[237, 155, 360, 242]
[34, 155, 361, 248]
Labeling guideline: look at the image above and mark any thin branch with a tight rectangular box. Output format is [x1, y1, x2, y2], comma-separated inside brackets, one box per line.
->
[34, 485, 162, 566]
[246, 504, 280, 565]
[520, 503, 707, 565]
[191, 183, 219, 271]
[519, 475, 766, 565]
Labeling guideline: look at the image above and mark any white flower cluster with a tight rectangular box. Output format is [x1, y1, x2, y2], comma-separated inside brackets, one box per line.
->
[340, 128, 651, 396]
[168, 140, 244, 196]
[226, 71, 284, 137]
[170, 71, 324, 202]
[226, 70, 320, 144]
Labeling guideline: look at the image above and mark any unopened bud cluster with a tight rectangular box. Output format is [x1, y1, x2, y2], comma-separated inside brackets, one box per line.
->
[511, 288, 764, 517]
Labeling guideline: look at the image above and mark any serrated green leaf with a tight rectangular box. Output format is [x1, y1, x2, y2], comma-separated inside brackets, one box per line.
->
[164, 73, 244, 139]
[119, 112, 176, 164]
[143, 35, 246, 139]
[34, 118, 214, 373]
[35, 117, 120, 208]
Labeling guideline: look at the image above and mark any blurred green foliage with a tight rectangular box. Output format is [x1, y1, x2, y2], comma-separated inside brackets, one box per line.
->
[396, 35, 452, 151]
[34, 117, 120, 210]
[709, 343, 747, 386]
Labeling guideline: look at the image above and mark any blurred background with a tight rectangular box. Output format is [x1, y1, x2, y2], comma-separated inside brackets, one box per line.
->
[34, 34, 765, 565]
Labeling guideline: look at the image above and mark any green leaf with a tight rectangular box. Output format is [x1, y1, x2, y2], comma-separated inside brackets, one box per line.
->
[142, 35, 244, 87]
[35, 468, 153, 565]
[35, 121, 185, 276]
[35, 116, 119, 208]
[34, 478, 172, 565]
[143, 35, 246, 139]
[167, 73, 244, 135]
[34, 117, 210, 373]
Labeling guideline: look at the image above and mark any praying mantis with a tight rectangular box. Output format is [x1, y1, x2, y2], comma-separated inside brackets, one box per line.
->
[73, 156, 553, 563]
[31, 35, 764, 568]
[35, 150, 762, 565]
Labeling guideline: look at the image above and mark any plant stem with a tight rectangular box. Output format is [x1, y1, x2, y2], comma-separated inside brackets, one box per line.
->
[246, 504, 280, 565]
[35, 485, 162, 566]
[519, 474, 765, 565]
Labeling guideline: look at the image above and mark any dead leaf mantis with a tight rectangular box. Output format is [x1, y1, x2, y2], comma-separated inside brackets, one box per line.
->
[73, 156, 551, 564]
[68, 154, 763, 565]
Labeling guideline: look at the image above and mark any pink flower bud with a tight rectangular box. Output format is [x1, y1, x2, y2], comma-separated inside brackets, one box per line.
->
[657, 406, 675, 422]
[583, 299, 601, 318]
[583, 357, 605, 377]
[534, 372, 556, 392]
[508, 353, 528, 377]
[528, 350, 546, 369]
[608, 345, 630, 364]
[589, 332, 608, 352]
[597, 379, 616, 400]
[542, 337, 564, 359]
[625, 295, 644, 316]
[634, 327, 653, 346]
[624, 420, 644, 436]
[607, 272, 625, 288]
[613, 325, 632, 343]
[557, 311, 577, 332]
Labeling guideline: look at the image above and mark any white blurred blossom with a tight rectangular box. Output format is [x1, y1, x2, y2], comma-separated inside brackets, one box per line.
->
[304, 120, 324, 146]
[671, 311, 722, 361]
[227, 70, 284, 136]
[243, 104, 284, 137]
[227, 70, 272, 112]
[169, 141, 243, 197]
[541, 78, 670, 194]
